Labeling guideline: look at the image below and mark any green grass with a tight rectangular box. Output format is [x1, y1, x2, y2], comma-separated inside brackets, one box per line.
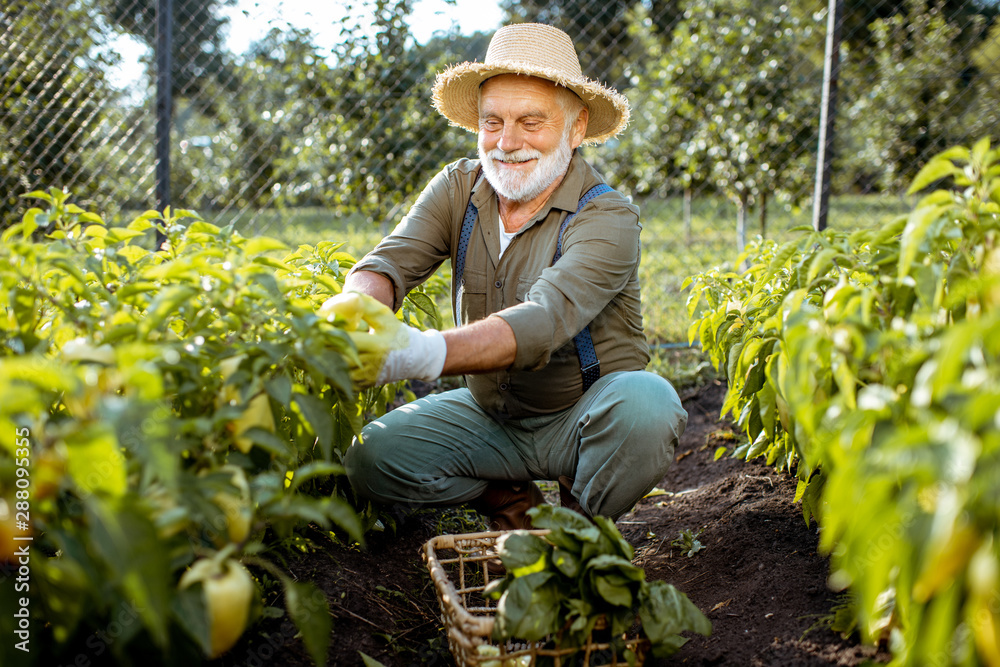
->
[246, 194, 906, 392]
[224, 207, 391, 259]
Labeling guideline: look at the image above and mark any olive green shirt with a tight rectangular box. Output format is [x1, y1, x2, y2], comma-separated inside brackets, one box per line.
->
[351, 152, 650, 418]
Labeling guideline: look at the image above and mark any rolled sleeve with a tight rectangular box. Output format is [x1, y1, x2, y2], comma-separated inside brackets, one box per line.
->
[349, 159, 479, 310]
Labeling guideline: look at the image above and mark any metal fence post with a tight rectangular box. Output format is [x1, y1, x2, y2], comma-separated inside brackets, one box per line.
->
[812, 0, 844, 232]
[155, 0, 172, 246]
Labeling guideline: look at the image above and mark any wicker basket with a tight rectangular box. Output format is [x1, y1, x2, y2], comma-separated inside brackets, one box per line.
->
[422, 530, 649, 667]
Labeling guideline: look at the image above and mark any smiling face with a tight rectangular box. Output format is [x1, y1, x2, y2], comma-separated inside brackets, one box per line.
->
[477, 74, 588, 204]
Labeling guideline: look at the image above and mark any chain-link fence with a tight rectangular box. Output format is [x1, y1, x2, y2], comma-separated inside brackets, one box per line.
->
[2, 0, 999, 242]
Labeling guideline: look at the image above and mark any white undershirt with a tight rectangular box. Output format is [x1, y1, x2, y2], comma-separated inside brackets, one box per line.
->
[498, 219, 519, 258]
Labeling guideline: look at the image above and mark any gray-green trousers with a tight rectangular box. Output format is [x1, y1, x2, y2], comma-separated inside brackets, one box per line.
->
[343, 370, 687, 521]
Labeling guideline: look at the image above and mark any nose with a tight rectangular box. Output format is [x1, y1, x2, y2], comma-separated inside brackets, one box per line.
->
[497, 123, 521, 152]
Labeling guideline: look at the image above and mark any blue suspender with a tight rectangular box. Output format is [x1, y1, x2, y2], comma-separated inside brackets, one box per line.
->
[553, 183, 613, 391]
[455, 181, 614, 392]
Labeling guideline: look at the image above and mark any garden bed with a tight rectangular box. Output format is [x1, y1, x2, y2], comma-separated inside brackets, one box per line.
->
[214, 380, 890, 667]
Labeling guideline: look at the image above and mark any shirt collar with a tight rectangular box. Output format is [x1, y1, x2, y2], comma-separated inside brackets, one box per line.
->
[546, 151, 587, 214]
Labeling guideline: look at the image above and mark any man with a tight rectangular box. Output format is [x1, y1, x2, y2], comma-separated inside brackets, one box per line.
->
[323, 23, 687, 529]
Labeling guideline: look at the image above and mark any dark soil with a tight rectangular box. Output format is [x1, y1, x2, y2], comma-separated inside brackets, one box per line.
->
[216, 381, 891, 667]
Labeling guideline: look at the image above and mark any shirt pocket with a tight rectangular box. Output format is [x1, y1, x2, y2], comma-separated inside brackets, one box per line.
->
[515, 277, 537, 304]
[457, 268, 488, 324]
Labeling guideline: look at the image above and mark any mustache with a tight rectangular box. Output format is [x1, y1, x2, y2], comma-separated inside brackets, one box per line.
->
[485, 148, 543, 164]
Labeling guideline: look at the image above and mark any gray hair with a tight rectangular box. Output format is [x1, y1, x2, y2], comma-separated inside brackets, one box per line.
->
[555, 85, 585, 123]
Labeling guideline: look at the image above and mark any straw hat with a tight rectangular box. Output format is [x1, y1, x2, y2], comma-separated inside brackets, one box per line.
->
[431, 23, 629, 145]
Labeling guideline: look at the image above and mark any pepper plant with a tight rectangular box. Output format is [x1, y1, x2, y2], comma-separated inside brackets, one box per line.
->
[0, 191, 436, 666]
[685, 138, 1000, 665]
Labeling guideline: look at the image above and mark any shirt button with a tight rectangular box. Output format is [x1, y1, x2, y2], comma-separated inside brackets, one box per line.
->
[499, 383, 509, 391]
[494, 280, 503, 289]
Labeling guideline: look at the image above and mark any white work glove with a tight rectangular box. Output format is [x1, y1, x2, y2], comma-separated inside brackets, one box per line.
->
[319, 291, 447, 388]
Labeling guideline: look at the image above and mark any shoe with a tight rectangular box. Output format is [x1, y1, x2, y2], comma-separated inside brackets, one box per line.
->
[471, 480, 546, 531]
[558, 475, 592, 519]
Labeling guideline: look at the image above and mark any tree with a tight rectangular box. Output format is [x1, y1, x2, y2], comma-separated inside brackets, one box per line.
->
[284, 0, 481, 222]
[837, 0, 999, 52]
[646, 0, 822, 251]
[99, 0, 236, 104]
[166, 27, 320, 214]
[963, 15, 1000, 143]
[590, 4, 708, 240]
[170, 1, 488, 221]
[837, 0, 994, 193]
[0, 0, 125, 225]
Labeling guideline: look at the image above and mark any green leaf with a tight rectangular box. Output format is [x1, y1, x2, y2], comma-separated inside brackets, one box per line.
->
[527, 505, 601, 551]
[288, 461, 347, 493]
[498, 531, 552, 573]
[594, 515, 634, 561]
[293, 392, 334, 458]
[907, 157, 960, 194]
[127, 217, 155, 232]
[138, 285, 199, 338]
[493, 572, 559, 641]
[65, 425, 127, 498]
[551, 547, 581, 578]
[321, 495, 365, 544]
[241, 427, 293, 459]
[746, 429, 770, 460]
[639, 580, 711, 658]
[135, 210, 163, 222]
[266, 374, 293, 406]
[106, 227, 147, 243]
[252, 255, 297, 272]
[188, 221, 221, 235]
[21, 189, 52, 201]
[87, 500, 173, 647]
[9, 286, 38, 336]
[117, 245, 153, 264]
[971, 136, 991, 165]
[173, 208, 201, 220]
[737, 338, 765, 397]
[172, 583, 211, 656]
[404, 291, 440, 328]
[51, 257, 88, 288]
[359, 653, 387, 667]
[800, 471, 824, 527]
[244, 236, 288, 256]
[935, 145, 971, 162]
[584, 554, 643, 608]
[898, 205, 947, 279]
[284, 579, 331, 667]
[807, 248, 839, 284]
[757, 241, 800, 292]
[83, 224, 108, 238]
[727, 340, 745, 386]
[758, 380, 777, 438]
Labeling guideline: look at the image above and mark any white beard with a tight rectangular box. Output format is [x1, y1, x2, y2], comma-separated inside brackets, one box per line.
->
[478, 133, 573, 203]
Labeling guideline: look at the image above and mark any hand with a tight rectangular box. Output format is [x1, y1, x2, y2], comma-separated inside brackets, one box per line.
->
[319, 291, 447, 387]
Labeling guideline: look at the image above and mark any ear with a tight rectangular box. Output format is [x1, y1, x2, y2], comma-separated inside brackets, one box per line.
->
[569, 107, 589, 149]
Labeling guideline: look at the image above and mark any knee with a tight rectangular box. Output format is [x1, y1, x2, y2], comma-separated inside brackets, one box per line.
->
[343, 424, 391, 501]
[610, 371, 688, 442]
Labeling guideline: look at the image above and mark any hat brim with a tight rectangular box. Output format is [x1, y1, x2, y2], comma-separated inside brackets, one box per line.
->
[432, 61, 629, 146]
